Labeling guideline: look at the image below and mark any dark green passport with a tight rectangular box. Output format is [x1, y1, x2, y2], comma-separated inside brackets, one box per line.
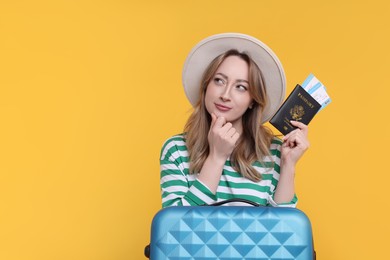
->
[270, 84, 321, 135]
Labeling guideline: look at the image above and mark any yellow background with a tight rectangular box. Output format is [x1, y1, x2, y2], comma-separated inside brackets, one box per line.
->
[1, 0, 389, 259]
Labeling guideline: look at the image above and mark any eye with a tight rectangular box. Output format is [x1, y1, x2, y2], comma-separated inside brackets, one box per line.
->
[213, 77, 225, 85]
[236, 84, 248, 91]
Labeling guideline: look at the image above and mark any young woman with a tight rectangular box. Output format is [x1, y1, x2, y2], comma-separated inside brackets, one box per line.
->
[160, 33, 309, 208]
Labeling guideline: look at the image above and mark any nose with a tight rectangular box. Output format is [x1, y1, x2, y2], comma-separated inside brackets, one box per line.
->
[220, 87, 231, 102]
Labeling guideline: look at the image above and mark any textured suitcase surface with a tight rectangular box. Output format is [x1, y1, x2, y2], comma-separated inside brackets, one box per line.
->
[149, 206, 314, 260]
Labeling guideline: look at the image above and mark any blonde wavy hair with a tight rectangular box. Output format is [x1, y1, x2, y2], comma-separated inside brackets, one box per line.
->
[184, 49, 275, 182]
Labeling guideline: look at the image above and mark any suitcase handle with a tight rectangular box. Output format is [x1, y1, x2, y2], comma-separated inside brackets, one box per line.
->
[205, 198, 261, 207]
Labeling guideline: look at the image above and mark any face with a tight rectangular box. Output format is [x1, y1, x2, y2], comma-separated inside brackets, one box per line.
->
[205, 55, 253, 131]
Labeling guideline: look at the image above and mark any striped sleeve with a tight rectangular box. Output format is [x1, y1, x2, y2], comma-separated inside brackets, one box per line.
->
[268, 137, 298, 208]
[160, 135, 217, 208]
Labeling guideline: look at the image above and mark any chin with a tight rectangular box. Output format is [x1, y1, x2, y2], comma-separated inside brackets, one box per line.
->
[214, 112, 230, 120]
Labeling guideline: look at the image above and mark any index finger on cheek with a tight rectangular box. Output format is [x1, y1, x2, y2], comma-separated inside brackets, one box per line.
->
[214, 116, 226, 128]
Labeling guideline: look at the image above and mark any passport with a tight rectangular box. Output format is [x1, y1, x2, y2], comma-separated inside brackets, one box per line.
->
[269, 84, 321, 135]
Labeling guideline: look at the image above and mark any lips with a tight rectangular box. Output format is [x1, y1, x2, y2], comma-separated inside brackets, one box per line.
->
[215, 103, 232, 112]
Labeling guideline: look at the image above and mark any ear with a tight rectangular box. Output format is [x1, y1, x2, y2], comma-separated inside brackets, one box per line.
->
[249, 102, 254, 109]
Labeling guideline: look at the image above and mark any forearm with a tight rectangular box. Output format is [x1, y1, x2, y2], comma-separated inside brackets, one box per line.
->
[197, 154, 226, 194]
[275, 121, 309, 204]
[273, 159, 296, 204]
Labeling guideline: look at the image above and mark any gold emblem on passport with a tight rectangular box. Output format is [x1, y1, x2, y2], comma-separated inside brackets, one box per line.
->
[290, 105, 305, 121]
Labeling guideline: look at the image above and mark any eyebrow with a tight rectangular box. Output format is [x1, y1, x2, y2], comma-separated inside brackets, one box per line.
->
[215, 72, 249, 84]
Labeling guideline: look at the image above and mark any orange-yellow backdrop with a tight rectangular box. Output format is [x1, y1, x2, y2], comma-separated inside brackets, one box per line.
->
[1, 0, 389, 259]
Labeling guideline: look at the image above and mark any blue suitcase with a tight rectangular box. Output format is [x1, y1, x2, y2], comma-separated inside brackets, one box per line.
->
[146, 199, 315, 260]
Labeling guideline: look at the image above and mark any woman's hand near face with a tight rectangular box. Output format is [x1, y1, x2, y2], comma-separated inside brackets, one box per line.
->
[197, 113, 239, 194]
[281, 121, 309, 166]
[208, 113, 240, 162]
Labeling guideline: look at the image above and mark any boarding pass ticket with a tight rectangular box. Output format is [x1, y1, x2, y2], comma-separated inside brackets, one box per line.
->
[301, 74, 331, 110]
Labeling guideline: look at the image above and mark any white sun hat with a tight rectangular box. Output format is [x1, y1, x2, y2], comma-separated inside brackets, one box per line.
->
[182, 33, 286, 123]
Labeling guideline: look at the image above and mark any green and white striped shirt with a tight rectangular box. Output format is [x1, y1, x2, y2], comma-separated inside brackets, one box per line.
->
[160, 134, 297, 208]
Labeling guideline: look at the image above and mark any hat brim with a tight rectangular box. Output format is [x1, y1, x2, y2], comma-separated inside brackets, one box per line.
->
[182, 33, 286, 123]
